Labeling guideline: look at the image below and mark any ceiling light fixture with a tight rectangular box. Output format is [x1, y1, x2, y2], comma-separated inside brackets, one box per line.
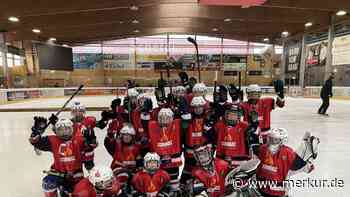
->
[62, 44, 69, 47]
[49, 37, 56, 41]
[130, 5, 139, 11]
[32, 29, 41, 33]
[224, 18, 232, 22]
[134, 30, 140, 33]
[281, 31, 289, 37]
[263, 38, 269, 42]
[132, 19, 139, 24]
[305, 22, 313, 27]
[336, 10, 347, 16]
[212, 28, 218, 32]
[8, 16, 19, 22]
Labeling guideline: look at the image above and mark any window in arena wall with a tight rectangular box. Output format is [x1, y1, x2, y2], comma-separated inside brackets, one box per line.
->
[6, 53, 13, 68]
[248, 70, 263, 76]
[0, 51, 3, 67]
[14, 55, 22, 66]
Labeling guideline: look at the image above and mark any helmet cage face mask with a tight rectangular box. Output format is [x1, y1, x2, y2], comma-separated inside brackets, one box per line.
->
[193, 106, 204, 115]
[95, 177, 113, 191]
[225, 110, 240, 126]
[158, 115, 173, 127]
[121, 133, 133, 144]
[194, 145, 213, 167]
[145, 160, 160, 173]
[267, 136, 283, 146]
[56, 125, 73, 140]
[71, 108, 86, 122]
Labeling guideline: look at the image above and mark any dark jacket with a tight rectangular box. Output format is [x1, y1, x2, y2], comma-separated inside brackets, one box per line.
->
[320, 79, 333, 98]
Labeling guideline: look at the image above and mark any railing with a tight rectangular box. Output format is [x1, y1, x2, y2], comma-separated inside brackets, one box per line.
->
[1, 86, 349, 105]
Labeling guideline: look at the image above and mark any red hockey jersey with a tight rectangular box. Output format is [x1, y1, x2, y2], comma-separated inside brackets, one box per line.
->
[131, 169, 170, 197]
[73, 116, 97, 162]
[186, 117, 207, 148]
[148, 119, 182, 168]
[48, 135, 84, 173]
[110, 142, 141, 170]
[240, 98, 274, 130]
[216, 121, 250, 161]
[192, 159, 229, 197]
[73, 178, 121, 197]
[256, 144, 296, 196]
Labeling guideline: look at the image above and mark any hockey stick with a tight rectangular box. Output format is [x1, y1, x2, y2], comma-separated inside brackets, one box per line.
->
[34, 85, 84, 155]
[187, 37, 201, 81]
[238, 71, 243, 101]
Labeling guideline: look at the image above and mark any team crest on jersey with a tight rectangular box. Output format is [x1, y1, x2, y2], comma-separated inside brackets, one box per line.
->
[58, 142, 73, 157]
[264, 152, 274, 165]
[194, 119, 204, 132]
[222, 134, 236, 147]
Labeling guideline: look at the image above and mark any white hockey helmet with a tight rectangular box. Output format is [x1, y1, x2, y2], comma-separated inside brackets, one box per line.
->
[246, 84, 261, 93]
[268, 128, 288, 144]
[71, 101, 86, 114]
[120, 124, 136, 136]
[144, 152, 161, 173]
[89, 166, 114, 190]
[55, 118, 74, 140]
[127, 88, 139, 97]
[191, 96, 207, 115]
[174, 85, 186, 97]
[267, 128, 288, 154]
[158, 108, 174, 127]
[246, 84, 262, 100]
[192, 83, 207, 97]
[120, 124, 136, 144]
[191, 96, 207, 107]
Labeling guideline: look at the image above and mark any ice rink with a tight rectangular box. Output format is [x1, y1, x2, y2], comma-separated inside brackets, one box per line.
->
[0, 95, 349, 197]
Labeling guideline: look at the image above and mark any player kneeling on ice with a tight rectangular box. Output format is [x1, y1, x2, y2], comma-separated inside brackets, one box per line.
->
[246, 128, 320, 197]
[186, 144, 231, 197]
[104, 124, 142, 194]
[29, 118, 97, 197]
[148, 108, 182, 194]
[73, 166, 122, 197]
[131, 152, 171, 197]
[240, 84, 285, 143]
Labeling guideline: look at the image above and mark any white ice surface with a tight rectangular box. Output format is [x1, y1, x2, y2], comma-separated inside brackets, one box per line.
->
[0, 96, 349, 197]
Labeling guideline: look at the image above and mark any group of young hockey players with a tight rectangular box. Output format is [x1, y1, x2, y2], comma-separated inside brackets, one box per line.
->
[29, 71, 320, 197]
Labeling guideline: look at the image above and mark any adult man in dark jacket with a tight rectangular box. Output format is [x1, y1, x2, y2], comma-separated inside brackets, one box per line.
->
[318, 73, 335, 115]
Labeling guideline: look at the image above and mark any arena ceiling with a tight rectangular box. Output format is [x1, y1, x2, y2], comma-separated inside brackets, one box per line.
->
[1, 0, 350, 45]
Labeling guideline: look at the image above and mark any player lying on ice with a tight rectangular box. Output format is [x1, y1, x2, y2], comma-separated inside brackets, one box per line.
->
[29, 117, 97, 197]
[184, 128, 319, 197]
[225, 128, 320, 197]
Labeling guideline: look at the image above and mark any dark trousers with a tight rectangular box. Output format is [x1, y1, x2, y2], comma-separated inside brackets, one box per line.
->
[318, 97, 330, 114]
